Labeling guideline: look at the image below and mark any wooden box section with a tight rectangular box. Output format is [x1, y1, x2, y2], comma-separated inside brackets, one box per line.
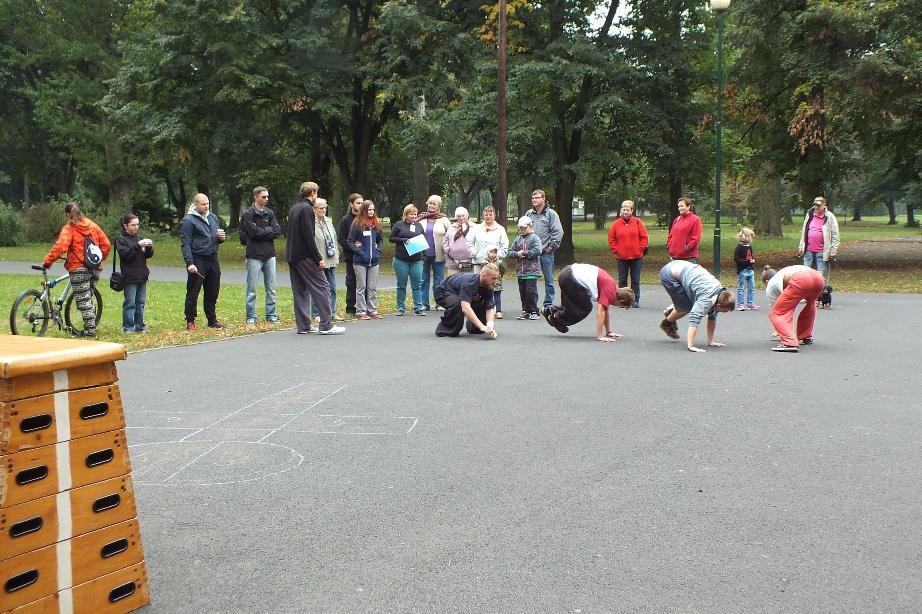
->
[1, 476, 138, 562]
[0, 336, 124, 403]
[0, 519, 144, 611]
[1, 386, 126, 455]
[8, 562, 149, 614]
[1, 432, 131, 508]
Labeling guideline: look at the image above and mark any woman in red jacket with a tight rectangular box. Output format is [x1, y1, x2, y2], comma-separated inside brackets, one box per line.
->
[42, 202, 111, 337]
[607, 200, 648, 308]
[666, 196, 702, 263]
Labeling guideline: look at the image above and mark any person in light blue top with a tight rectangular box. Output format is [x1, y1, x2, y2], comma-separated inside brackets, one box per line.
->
[658, 260, 735, 352]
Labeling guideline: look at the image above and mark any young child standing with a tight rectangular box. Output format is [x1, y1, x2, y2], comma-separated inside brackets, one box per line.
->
[734, 227, 758, 310]
[508, 216, 543, 320]
[483, 247, 507, 318]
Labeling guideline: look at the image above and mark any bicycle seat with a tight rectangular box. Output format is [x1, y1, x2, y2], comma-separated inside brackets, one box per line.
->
[32, 265, 46, 271]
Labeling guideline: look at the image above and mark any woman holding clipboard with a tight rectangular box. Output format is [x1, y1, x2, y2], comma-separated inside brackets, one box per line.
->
[390, 204, 428, 316]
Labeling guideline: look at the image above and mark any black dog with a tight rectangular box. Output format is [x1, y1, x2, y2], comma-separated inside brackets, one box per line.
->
[819, 285, 833, 309]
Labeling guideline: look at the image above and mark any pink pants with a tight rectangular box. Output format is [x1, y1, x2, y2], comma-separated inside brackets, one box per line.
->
[769, 269, 825, 347]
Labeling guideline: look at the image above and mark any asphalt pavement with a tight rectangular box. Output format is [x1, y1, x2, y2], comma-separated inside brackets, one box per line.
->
[110, 287, 922, 612]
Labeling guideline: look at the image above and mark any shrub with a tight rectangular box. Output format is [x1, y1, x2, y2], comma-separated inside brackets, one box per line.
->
[0, 202, 25, 246]
[24, 200, 68, 242]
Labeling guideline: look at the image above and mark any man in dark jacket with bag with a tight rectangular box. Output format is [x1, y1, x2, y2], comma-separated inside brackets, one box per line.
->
[338, 193, 363, 315]
[241, 186, 282, 325]
[180, 193, 225, 331]
[286, 181, 345, 335]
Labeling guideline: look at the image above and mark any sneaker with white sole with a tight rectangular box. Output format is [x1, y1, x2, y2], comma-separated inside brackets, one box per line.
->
[318, 326, 346, 335]
[771, 344, 798, 352]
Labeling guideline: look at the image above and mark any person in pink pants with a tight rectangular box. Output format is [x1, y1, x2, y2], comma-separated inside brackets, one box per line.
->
[764, 265, 825, 353]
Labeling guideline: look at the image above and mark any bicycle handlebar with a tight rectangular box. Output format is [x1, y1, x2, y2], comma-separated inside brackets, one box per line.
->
[32, 264, 45, 271]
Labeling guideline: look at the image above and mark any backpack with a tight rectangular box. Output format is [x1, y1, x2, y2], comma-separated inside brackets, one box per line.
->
[83, 232, 104, 268]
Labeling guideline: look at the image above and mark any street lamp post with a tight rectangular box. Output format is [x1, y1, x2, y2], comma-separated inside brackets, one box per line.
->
[710, 0, 729, 277]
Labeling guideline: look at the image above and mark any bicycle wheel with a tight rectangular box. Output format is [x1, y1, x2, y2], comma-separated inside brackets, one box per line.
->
[64, 287, 103, 335]
[10, 289, 50, 336]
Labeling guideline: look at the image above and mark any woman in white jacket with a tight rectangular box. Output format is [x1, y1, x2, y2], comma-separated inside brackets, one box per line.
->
[467, 206, 509, 273]
[418, 195, 452, 311]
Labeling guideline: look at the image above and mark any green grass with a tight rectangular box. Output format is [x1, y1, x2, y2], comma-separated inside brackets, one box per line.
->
[1, 273, 397, 352]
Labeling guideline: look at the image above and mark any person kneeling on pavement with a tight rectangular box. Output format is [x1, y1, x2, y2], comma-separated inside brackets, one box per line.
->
[434, 263, 501, 338]
[541, 263, 634, 342]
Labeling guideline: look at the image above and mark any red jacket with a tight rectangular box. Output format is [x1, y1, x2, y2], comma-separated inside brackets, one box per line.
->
[44, 219, 111, 272]
[607, 216, 649, 260]
[667, 212, 702, 259]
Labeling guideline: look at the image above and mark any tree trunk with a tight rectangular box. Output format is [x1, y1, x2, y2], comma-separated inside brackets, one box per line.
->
[555, 171, 576, 266]
[226, 185, 242, 230]
[667, 174, 682, 230]
[754, 168, 784, 237]
[907, 203, 918, 228]
[851, 203, 862, 222]
[23, 171, 30, 207]
[886, 197, 896, 224]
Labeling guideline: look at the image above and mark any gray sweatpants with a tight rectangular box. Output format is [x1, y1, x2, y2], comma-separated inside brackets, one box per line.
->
[353, 263, 379, 314]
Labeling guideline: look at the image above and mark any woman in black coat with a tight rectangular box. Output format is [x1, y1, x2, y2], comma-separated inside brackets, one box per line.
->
[116, 213, 154, 332]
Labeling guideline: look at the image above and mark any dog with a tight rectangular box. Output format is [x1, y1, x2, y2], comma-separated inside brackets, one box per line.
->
[818, 285, 833, 309]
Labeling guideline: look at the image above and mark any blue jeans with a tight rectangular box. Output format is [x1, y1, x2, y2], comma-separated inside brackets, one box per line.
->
[245, 257, 277, 322]
[393, 258, 424, 312]
[540, 252, 555, 307]
[493, 290, 502, 312]
[122, 282, 147, 332]
[311, 268, 337, 317]
[803, 251, 827, 281]
[737, 269, 755, 306]
[422, 256, 445, 309]
[616, 258, 642, 305]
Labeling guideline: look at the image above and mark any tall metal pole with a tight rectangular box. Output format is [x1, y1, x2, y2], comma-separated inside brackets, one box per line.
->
[496, 0, 508, 223]
[713, 10, 724, 276]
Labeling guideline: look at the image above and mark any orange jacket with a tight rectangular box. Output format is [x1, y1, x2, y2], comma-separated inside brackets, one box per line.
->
[43, 218, 111, 272]
[607, 215, 649, 260]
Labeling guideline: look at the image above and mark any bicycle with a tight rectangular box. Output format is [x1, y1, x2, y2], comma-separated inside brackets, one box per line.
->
[9, 265, 104, 336]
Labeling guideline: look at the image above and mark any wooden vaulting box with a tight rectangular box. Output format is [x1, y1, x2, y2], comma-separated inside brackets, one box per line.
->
[0, 336, 149, 614]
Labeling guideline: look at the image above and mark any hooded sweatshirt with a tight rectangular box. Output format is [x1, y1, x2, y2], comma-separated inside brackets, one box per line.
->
[44, 218, 111, 272]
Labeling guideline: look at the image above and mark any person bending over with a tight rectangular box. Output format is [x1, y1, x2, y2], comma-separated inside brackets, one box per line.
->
[658, 260, 735, 352]
[542, 263, 634, 342]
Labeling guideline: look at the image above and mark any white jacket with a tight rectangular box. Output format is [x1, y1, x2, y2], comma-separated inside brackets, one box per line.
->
[466, 223, 509, 264]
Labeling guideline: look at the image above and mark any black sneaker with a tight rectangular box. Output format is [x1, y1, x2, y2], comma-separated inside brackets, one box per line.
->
[516, 311, 528, 320]
[541, 307, 568, 333]
[771, 344, 799, 353]
[800, 338, 814, 346]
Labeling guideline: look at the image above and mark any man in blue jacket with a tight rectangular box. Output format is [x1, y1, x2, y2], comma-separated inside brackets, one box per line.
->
[180, 193, 225, 331]
[286, 181, 345, 335]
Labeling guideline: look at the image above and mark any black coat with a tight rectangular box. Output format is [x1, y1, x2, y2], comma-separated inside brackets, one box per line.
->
[116, 231, 154, 284]
[241, 204, 281, 260]
[338, 211, 357, 262]
[286, 199, 323, 264]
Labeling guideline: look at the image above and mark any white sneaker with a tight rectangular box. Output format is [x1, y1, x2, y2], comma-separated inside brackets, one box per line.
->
[317, 325, 346, 335]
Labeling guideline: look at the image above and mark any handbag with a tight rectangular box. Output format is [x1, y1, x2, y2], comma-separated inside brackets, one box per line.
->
[109, 249, 125, 291]
[457, 260, 473, 272]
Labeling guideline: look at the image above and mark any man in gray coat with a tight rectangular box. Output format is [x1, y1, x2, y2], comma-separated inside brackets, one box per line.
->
[526, 189, 564, 309]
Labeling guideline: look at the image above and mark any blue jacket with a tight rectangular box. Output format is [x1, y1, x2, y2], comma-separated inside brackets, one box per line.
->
[507, 233, 542, 277]
[180, 211, 223, 265]
[347, 222, 382, 267]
